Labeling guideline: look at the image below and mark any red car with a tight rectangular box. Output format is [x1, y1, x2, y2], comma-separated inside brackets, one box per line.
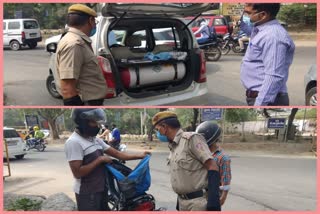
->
[185, 15, 233, 37]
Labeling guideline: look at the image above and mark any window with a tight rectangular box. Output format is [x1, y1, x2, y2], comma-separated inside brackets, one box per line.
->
[153, 28, 180, 46]
[3, 22, 6, 30]
[4, 130, 20, 138]
[213, 18, 226, 26]
[23, 21, 39, 29]
[8, 21, 20, 30]
[131, 30, 147, 48]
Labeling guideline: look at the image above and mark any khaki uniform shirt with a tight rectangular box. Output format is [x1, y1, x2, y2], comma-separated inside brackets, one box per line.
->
[55, 27, 107, 101]
[168, 129, 212, 195]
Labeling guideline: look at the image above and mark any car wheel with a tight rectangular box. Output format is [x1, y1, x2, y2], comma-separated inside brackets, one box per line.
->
[205, 46, 221, 61]
[28, 41, 37, 49]
[15, 155, 25, 160]
[10, 40, 21, 51]
[46, 75, 62, 99]
[306, 87, 317, 106]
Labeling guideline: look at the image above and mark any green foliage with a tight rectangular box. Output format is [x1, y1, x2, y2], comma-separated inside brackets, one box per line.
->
[225, 109, 257, 123]
[175, 108, 196, 128]
[295, 109, 316, 119]
[7, 198, 42, 211]
[278, 3, 316, 26]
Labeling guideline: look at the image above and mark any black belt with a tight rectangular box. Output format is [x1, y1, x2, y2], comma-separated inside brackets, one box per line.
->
[246, 90, 259, 98]
[178, 189, 207, 200]
[246, 90, 288, 98]
[83, 99, 104, 106]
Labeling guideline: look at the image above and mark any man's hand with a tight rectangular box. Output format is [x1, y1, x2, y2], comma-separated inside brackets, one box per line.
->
[139, 151, 152, 159]
[98, 155, 113, 164]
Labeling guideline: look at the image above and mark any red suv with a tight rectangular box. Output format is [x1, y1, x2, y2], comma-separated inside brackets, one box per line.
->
[185, 15, 233, 36]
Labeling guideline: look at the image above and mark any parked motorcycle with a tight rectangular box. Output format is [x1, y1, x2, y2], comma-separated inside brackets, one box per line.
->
[103, 140, 127, 164]
[25, 138, 46, 152]
[198, 38, 221, 62]
[105, 158, 166, 211]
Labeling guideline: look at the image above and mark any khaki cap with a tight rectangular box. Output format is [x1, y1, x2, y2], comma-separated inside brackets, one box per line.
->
[68, 4, 97, 17]
[152, 111, 177, 126]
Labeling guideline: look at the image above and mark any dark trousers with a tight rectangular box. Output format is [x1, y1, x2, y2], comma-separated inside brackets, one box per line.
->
[75, 191, 109, 211]
[246, 93, 289, 106]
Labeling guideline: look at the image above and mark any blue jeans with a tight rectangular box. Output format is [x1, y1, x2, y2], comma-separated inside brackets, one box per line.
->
[197, 37, 210, 44]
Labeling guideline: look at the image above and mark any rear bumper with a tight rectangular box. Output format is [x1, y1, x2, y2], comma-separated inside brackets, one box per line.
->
[103, 81, 208, 106]
[23, 37, 42, 44]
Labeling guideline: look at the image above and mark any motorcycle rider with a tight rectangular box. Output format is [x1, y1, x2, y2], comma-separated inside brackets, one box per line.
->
[27, 125, 45, 146]
[196, 122, 231, 207]
[98, 123, 110, 142]
[194, 18, 212, 44]
[238, 14, 253, 52]
[108, 124, 121, 150]
[65, 108, 150, 211]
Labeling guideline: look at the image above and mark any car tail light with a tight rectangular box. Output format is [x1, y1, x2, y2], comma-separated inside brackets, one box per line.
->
[132, 201, 155, 211]
[97, 56, 116, 99]
[21, 31, 25, 40]
[196, 50, 207, 83]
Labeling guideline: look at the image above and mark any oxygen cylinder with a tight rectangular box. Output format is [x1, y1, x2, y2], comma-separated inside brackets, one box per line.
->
[120, 63, 186, 88]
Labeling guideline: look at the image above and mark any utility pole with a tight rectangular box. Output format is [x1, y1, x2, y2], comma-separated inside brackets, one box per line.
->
[221, 109, 226, 143]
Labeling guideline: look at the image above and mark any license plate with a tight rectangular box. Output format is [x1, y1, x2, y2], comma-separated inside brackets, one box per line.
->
[30, 33, 37, 37]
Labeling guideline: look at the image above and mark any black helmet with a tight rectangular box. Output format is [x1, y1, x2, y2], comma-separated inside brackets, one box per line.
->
[196, 121, 222, 146]
[71, 108, 106, 135]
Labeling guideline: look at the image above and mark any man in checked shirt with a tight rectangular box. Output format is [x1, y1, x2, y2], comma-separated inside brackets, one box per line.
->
[240, 3, 295, 106]
[196, 121, 231, 207]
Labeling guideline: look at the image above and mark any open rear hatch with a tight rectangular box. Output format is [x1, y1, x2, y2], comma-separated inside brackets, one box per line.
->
[100, 4, 217, 99]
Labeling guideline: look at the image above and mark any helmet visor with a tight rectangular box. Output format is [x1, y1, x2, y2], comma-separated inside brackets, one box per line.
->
[79, 109, 106, 125]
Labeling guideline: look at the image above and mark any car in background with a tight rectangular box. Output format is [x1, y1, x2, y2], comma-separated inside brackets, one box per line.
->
[184, 15, 233, 36]
[304, 64, 317, 106]
[3, 127, 27, 160]
[3, 18, 42, 51]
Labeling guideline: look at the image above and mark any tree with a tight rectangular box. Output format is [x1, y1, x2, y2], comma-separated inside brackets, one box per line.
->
[286, 108, 298, 142]
[225, 109, 257, 142]
[36, 109, 67, 139]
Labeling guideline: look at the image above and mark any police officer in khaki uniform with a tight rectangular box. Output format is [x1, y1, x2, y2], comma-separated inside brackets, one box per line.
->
[56, 4, 107, 106]
[152, 111, 221, 211]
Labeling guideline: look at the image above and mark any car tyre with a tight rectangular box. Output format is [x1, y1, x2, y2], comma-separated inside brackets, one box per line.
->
[306, 87, 317, 106]
[46, 75, 62, 99]
[10, 40, 21, 51]
[15, 155, 25, 160]
[28, 41, 37, 49]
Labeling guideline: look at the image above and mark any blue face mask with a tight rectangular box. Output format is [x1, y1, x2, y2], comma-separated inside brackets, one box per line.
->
[156, 131, 169, 142]
[89, 27, 97, 37]
[243, 12, 264, 26]
[242, 15, 251, 24]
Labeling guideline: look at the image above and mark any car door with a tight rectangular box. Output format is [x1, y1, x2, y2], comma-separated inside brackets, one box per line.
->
[7, 20, 22, 43]
[3, 21, 9, 46]
[23, 19, 41, 39]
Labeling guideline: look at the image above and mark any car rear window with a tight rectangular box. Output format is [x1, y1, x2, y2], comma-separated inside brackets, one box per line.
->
[213, 18, 226, 26]
[153, 28, 179, 41]
[4, 130, 20, 138]
[23, 21, 39, 29]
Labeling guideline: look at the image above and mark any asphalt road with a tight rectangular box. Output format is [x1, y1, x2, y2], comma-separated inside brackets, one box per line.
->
[3, 41, 316, 106]
[3, 144, 316, 211]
